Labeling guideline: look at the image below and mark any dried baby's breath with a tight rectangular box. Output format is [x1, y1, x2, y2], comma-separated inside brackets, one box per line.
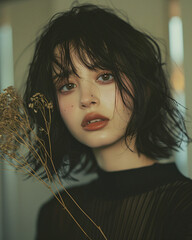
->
[28, 92, 53, 114]
[0, 86, 107, 240]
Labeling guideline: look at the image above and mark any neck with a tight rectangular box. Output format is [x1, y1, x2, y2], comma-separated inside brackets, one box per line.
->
[92, 137, 156, 172]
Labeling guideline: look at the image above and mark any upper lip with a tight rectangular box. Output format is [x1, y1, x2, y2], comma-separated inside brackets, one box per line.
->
[81, 112, 109, 127]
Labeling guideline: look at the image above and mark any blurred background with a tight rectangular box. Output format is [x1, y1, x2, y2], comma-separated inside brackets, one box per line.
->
[0, 0, 192, 239]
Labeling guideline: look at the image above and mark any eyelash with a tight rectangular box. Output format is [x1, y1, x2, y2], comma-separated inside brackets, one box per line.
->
[58, 72, 114, 94]
[58, 83, 76, 93]
[97, 73, 114, 83]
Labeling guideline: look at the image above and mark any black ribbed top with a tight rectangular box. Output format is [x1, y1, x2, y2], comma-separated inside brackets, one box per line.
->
[36, 163, 192, 240]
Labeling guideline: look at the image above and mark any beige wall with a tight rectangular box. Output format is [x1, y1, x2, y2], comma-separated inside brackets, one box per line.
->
[1, 0, 191, 240]
[0, 1, 53, 240]
[0, 0, 52, 91]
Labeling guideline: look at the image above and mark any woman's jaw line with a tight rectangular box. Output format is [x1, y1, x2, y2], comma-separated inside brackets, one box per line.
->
[92, 136, 156, 172]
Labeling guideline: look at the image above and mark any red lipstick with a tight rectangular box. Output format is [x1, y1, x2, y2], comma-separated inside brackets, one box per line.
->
[81, 113, 109, 131]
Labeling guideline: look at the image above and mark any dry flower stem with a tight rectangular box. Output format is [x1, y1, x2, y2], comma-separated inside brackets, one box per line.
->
[0, 86, 108, 240]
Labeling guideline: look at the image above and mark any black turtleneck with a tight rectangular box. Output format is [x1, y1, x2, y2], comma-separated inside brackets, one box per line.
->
[36, 163, 192, 240]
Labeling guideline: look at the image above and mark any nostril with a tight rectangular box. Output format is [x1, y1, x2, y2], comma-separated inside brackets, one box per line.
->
[80, 94, 99, 108]
[81, 103, 87, 108]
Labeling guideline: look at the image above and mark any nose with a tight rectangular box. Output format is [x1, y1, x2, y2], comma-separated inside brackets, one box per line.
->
[80, 86, 100, 109]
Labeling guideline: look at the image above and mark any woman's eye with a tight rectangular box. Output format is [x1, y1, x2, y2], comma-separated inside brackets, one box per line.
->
[97, 73, 114, 83]
[59, 83, 77, 93]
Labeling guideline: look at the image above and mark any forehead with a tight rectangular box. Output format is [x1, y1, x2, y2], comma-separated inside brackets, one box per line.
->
[53, 43, 110, 78]
[52, 46, 101, 87]
[52, 36, 116, 70]
[53, 45, 91, 75]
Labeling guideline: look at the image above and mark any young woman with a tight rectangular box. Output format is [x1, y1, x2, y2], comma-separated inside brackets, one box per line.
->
[24, 4, 192, 240]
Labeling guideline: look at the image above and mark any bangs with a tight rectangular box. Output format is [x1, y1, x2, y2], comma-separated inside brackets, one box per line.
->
[51, 18, 121, 86]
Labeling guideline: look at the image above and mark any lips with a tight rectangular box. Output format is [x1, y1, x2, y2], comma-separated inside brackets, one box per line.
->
[81, 113, 109, 131]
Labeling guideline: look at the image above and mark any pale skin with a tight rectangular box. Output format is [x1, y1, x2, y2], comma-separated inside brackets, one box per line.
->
[55, 50, 156, 172]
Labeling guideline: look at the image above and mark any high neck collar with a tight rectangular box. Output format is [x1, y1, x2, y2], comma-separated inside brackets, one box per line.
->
[96, 162, 183, 196]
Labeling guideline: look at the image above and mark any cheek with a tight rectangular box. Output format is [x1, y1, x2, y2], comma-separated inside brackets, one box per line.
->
[58, 98, 76, 124]
[114, 90, 132, 125]
[99, 84, 116, 111]
[60, 104, 74, 113]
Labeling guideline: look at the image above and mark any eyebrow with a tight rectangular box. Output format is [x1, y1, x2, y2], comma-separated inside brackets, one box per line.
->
[53, 67, 109, 83]
[53, 70, 80, 86]
[52, 70, 72, 79]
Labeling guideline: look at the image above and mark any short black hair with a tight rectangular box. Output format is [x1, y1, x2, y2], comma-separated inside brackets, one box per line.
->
[24, 4, 191, 179]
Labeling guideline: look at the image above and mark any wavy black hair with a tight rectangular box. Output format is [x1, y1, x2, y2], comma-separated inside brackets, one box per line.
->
[24, 4, 191, 179]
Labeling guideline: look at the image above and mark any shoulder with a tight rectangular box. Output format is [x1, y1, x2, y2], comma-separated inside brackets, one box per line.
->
[158, 163, 192, 197]
[163, 165, 192, 195]
[168, 175, 192, 209]
[156, 168, 192, 222]
[37, 176, 98, 220]
[36, 183, 93, 240]
[38, 172, 98, 213]
[165, 175, 192, 238]
[154, 162, 192, 196]
[38, 184, 88, 214]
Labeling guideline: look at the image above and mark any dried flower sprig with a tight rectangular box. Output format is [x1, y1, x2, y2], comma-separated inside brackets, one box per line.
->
[0, 86, 107, 240]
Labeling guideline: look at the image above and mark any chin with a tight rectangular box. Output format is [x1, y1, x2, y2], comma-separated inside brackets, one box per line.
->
[81, 135, 123, 149]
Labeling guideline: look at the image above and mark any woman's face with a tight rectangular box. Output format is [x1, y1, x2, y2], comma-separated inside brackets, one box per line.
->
[55, 51, 131, 149]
